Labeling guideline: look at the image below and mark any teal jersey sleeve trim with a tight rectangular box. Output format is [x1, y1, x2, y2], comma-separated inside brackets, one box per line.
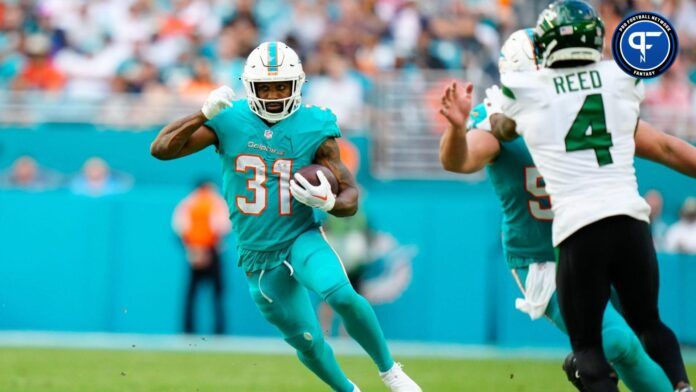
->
[323, 120, 341, 139]
[203, 99, 246, 154]
[204, 112, 226, 153]
[305, 104, 342, 139]
[467, 103, 488, 130]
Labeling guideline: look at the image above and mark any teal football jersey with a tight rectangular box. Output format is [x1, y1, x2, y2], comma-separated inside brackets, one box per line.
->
[468, 103, 555, 267]
[205, 99, 341, 267]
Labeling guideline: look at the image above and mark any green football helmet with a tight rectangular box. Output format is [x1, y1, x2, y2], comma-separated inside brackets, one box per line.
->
[534, 0, 605, 68]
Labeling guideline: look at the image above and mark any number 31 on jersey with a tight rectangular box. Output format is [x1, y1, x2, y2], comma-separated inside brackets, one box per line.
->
[235, 154, 292, 216]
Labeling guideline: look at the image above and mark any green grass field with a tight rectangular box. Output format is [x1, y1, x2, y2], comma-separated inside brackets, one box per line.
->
[4, 347, 694, 391]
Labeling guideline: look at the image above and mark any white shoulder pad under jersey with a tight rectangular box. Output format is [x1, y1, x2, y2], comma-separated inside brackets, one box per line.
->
[498, 61, 649, 246]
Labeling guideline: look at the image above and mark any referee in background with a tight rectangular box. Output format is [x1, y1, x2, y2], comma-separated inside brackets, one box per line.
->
[172, 180, 231, 334]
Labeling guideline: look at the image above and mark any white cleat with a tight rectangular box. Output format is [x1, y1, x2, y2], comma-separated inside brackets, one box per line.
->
[349, 380, 361, 392]
[380, 362, 422, 392]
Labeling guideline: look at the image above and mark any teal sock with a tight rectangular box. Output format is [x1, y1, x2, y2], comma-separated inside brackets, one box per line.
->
[602, 307, 672, 392]
[286, 333, 354, 392]
[326, 284, 394, 372]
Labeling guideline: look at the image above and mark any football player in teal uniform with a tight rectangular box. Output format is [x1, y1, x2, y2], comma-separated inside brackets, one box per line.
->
[152, 42, 421, 392]
[439, 28, 696, 391]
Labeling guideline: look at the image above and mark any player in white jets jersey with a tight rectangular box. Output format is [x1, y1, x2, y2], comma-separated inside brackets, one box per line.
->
[484, 1, 695, 391]
[496, 55, 647, 247]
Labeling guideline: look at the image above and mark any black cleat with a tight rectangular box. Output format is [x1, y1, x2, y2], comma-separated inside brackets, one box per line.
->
[609, 372, 619, 385]
[563, 353, 587, 391]
[562, 353, 619, 391]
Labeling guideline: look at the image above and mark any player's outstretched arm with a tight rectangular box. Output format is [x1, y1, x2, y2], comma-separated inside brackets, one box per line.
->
[439, 81, 500, 173]
[635, 120, 696, 178]
[150, 112, 218, 160]
[314, 138, 359, 217]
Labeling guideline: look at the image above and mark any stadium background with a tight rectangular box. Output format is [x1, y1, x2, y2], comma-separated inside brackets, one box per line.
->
[0, 0, 695, 389]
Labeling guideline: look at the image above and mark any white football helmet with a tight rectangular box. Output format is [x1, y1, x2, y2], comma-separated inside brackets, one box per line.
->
[498, 28, 538, 75]
[242, 41, 306, 122]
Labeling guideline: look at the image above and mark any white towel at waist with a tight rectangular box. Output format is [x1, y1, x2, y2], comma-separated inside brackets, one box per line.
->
[514, 262, 556, 320]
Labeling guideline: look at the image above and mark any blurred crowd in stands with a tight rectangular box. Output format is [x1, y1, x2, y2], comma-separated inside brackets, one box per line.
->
[1, 0, 696, 135]
[646, 190, 696, 255]
[0, 154, 132, 196]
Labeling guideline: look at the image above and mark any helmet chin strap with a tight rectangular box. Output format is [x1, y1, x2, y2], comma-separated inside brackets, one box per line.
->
[243, 76, 305, 122]
[260, 97, 293, 122]
[251, 94, 301, 122]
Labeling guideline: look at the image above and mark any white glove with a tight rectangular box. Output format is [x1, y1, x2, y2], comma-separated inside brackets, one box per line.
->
[484, 85, 504, 116]
[201, 86, 235, 119]
[290, 171, 336, 212]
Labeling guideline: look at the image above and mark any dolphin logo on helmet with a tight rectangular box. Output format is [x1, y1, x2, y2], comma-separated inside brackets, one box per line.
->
[499, 28, 539, 75]
[242, 41, 306, 123]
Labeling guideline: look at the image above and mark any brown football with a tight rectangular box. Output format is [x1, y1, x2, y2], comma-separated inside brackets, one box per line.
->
[296, 164, 339, 194]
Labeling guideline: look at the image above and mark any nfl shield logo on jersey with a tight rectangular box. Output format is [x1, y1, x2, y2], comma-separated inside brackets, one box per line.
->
[612, 12, 678, 78]
[264, 129, 273, 139]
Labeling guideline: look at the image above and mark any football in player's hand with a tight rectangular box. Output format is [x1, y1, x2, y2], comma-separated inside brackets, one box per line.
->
[296, 164, 339, 194]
